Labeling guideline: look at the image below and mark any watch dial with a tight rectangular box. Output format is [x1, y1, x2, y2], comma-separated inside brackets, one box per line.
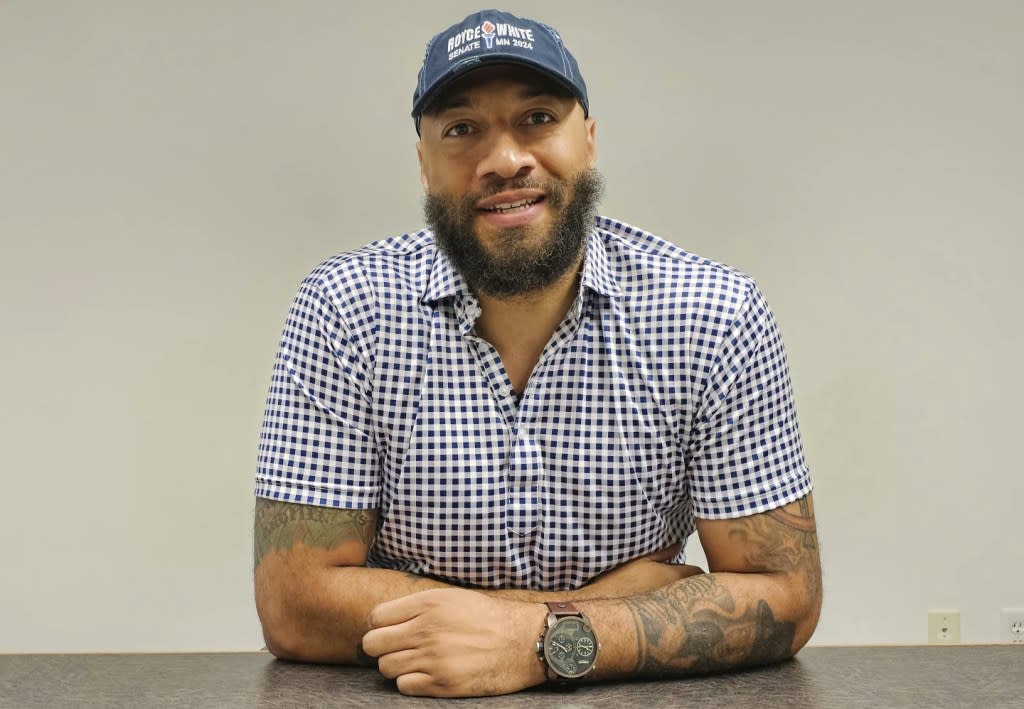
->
[544, 617, 598, 678]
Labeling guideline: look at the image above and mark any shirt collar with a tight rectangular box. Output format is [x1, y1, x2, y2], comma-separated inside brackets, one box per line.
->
[419, 225, 622, 306]
[579, 227, 622, 299]
[420, 234, 468, 304]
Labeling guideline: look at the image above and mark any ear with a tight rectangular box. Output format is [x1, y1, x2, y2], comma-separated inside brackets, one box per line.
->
[416, 140, 430, 192]
[584, 117, 597, 168]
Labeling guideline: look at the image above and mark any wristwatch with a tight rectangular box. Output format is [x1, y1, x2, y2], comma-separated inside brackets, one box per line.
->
[536, 601, 600, 683]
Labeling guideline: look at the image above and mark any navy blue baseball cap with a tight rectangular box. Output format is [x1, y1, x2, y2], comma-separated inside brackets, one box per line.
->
[412, 9, 589, 133]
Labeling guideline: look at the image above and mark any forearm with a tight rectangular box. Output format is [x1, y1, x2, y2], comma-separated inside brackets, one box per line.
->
[253, 497, 455, 665]
[256, 564, 453, 664]
[582, 568, 821, 678]
[483, 584, 627, 603]
[486, 549, 704, 603]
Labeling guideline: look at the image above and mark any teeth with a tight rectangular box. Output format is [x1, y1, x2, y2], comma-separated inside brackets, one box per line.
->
[485, 198, 540, 213]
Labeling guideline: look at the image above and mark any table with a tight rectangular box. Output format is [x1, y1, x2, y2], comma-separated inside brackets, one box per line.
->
[1, 646, 1021, 707]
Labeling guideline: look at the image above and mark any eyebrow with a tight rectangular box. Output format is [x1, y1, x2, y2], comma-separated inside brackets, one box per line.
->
[431, 85, 569, 116]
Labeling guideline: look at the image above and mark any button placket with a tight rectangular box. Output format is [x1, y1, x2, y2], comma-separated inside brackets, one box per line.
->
[505, 428, 539, 538]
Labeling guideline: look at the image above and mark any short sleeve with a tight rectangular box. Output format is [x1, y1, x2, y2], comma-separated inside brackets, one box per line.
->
[255, 270, 380, 509]
[686, 282, 811, 519]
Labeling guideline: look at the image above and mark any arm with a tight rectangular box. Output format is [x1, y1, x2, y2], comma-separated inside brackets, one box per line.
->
[254, 497, 703, 665]
[362, 493, 821, 696]
[254, 498, 436, 664]
[598, 491, 822, 677]
[593, 282, 820, 674]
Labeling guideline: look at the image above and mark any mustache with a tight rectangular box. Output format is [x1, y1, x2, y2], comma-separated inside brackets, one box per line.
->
[442, 177, 566, 212]
[475, 177, 543, 198]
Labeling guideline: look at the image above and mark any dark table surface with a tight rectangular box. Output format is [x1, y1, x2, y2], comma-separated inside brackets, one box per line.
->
[2, 646, 1022, 708]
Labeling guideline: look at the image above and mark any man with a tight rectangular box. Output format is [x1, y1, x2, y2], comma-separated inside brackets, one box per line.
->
[254, 9, 821, 698]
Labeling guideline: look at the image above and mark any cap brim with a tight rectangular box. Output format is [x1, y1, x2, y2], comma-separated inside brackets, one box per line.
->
[412, 54, 588, 119]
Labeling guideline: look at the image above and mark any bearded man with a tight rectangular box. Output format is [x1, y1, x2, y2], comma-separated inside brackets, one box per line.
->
[253, 9, 821, 698]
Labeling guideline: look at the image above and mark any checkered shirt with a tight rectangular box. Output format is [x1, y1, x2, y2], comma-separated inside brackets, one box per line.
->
[255, 217, 812, 590]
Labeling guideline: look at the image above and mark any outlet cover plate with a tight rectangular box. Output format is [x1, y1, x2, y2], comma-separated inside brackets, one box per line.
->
[928, 610, 960, 644]
[1001, 608, 1024, 644]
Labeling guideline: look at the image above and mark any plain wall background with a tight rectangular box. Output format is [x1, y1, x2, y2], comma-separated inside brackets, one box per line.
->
[1, 0, 1021, 652]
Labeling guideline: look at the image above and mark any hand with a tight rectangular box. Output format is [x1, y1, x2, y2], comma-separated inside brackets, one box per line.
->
[362, 588, 547, 697]
[579, 543, 705, 599]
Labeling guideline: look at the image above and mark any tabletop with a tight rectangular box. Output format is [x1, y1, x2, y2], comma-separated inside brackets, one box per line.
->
[2, 646, 1022, 708]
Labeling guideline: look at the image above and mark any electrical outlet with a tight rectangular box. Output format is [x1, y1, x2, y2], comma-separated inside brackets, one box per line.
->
[928, 610, 960, 644]
[1001, 608, 1024, 644]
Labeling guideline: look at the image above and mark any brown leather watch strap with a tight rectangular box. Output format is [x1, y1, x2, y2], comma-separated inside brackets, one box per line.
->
[545, 601, 581, 616]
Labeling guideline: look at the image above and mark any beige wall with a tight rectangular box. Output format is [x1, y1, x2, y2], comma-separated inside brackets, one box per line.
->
[1, 0, 1021, 651]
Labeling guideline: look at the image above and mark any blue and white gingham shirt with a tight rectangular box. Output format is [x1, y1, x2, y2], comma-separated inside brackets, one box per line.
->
[256, 217, 811, 591]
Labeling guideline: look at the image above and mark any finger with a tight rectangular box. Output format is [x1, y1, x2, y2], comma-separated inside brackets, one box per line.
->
[376, 648, 422, 680]
[367, 590, 434, 628]
[395, 671, 438, 697]
[362, 621, 418, 658]
[644, 542, 683, 562]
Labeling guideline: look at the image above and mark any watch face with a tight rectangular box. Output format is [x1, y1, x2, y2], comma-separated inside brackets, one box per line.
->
[543, 616, 598, 678]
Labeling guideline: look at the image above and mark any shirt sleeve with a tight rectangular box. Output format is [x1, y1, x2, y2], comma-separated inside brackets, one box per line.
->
[686, 281, 811, 519]
[255, 268, 380, 509]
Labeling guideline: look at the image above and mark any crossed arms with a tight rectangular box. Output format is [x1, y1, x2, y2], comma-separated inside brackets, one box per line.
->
[253, 492, 821, 697]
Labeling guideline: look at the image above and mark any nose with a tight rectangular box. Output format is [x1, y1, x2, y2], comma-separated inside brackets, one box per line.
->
[475, 129, 536, 182]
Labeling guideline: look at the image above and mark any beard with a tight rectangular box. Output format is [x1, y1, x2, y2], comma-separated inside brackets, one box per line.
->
[424, 168, 604, 298]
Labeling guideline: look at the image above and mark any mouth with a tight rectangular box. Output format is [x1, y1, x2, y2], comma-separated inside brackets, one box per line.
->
[476, 188, 547, 212]
[479, 196, 546, 214]
[474, 188, 549, 230]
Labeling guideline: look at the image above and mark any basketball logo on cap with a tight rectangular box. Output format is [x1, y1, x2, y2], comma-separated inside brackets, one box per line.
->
[481, 20, 496, 48]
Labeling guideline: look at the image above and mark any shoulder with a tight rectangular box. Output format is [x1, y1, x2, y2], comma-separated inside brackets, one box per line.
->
[300, 228, 438, 309]
[594, 216, 758, 313]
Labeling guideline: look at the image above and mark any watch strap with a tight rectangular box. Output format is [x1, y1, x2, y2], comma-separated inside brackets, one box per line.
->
[545, 601, 581, 617]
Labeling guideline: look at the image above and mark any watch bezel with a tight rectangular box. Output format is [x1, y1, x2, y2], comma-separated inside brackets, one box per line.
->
[541, 613, 600, 680]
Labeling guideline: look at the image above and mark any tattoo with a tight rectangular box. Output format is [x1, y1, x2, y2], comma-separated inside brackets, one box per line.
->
[627, 574, 795, 675]
[768, 496, 818, 551]
[764, 494, 822, 602]
[725, 510, 817, 574]
[626, 495, 820, 676]
[253, 498, 376, 568]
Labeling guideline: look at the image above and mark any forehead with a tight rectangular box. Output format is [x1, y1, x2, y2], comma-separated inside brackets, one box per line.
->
[427, 64, 574, 113]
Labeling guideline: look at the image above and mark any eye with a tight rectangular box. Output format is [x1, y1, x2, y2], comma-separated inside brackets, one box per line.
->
[443, 122, 473, 138]
[525, 111, 556, 126]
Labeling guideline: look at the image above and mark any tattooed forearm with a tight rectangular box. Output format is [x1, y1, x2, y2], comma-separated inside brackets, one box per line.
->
[253, 498, 376, 568]
[626, 576, 795, 675]
[625, 495, 821, 676]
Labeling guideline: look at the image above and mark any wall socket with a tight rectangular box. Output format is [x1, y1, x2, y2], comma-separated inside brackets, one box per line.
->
[1001, 608, 1024, 644]
[928, 610, 960, 644]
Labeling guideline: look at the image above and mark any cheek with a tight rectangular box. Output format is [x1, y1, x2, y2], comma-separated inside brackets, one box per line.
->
[541, 133, 593, 175]
[424, 159, 476, 196]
